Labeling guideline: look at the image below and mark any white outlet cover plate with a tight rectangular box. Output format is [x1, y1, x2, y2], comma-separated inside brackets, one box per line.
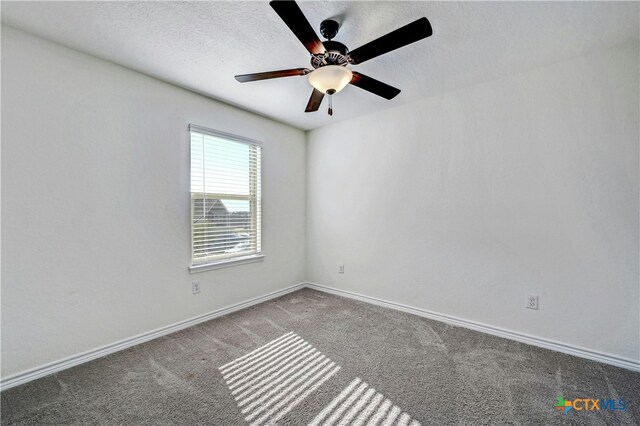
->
[526, 295, 538, 310]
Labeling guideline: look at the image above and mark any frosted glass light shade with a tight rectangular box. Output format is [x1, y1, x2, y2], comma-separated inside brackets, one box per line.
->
[308, 65, 353, 94]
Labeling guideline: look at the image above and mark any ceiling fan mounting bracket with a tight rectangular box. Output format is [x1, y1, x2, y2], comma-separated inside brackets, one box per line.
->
[320, 19, 340, 41]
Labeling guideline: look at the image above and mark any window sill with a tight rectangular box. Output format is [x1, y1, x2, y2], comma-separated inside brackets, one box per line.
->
[189, 254, 265, 274]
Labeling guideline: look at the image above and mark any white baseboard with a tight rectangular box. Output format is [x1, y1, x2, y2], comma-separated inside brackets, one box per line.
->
[306, 282, 640, 372]
[2, 280, 637, 391]
[0, 282, 306, 391]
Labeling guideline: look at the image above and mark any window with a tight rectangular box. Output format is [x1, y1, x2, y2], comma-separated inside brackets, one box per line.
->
[189, 125, 262, 271]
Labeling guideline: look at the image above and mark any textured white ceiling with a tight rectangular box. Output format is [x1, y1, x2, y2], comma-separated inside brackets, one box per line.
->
[2, 1, 638, 130]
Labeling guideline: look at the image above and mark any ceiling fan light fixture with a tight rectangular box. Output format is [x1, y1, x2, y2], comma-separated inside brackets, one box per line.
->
[307, 65, 353, 94]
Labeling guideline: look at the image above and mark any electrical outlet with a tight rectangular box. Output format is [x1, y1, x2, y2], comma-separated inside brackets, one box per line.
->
[526, 294, 538, 310]
[192, 281, 201, 294]
[338, 264, 344, 274]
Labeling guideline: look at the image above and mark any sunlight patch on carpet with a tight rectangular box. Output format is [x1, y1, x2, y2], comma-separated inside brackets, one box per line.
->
[219, 332, 420, 426]
[220, 332, 340, 425]
[309, 377, 422, 426]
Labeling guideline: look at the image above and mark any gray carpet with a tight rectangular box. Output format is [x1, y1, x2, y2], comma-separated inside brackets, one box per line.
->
[2, 288, 639, 425]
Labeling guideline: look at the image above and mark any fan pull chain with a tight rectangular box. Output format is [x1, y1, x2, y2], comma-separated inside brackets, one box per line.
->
[328, 94, 333, 116]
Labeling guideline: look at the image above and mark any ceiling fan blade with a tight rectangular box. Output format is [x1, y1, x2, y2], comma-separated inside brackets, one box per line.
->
[235, 68, 309, 83]
[348, 17, 432, 65]
[305, 88, 325, 112]
[350, 72, 401, 100]
[270, 0, 325, 55]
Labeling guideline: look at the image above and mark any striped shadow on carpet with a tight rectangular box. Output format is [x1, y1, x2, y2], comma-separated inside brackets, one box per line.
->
[219, 332, 421, 426]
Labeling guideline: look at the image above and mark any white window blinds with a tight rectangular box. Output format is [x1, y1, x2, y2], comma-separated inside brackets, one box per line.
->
[190, 125, 262, 266]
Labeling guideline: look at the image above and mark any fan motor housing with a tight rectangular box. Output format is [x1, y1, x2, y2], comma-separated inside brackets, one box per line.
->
[311, 40, 349, 69]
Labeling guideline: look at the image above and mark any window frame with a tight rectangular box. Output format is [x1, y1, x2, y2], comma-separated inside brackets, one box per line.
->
[188, 124, 264, 273]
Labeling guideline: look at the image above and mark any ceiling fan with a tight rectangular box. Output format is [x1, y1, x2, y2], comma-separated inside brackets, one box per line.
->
[235, 0, 433, 115]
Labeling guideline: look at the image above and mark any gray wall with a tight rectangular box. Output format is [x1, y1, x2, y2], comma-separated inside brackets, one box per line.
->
[1, 27, 307, 378]
[2, 25, 638, 380]
[307, 42, 639, 362]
